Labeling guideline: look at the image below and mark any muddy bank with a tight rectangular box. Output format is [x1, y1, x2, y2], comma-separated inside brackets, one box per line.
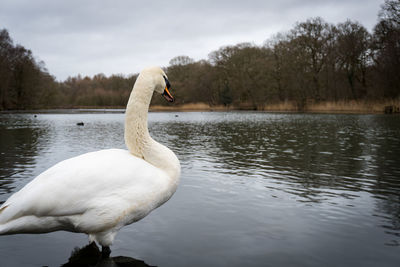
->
[150, 100, 400, 114]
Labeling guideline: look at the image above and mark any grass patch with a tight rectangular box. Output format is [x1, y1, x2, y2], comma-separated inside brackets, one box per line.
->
[150, 99, 400, 114]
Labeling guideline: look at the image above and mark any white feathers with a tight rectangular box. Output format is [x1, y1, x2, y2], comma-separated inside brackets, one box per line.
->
[0, 66, 180, 246]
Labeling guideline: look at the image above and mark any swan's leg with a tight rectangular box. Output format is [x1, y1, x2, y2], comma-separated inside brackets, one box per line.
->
[101, 246, 111, 258]
[92, 230, 116, 257]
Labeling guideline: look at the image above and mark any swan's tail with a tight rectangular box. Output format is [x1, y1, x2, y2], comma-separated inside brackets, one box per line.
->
[0, 220, 22, 235]
[0, 205, 12, 234]
[0, 214, 57, 235]
[0, 204, 25, 235]
[0, 205, 7, 214]
[0, 223, 10, 235]
[0, 205, 66, 235]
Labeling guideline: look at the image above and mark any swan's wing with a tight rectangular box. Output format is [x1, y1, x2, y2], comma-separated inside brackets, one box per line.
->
[0, 149, 167, 228]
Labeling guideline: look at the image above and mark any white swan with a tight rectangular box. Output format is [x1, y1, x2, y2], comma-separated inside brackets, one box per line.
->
[0, 66, 180, 255]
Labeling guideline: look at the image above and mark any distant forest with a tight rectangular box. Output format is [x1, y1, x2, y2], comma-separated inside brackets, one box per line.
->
[0, 0, 399, 110]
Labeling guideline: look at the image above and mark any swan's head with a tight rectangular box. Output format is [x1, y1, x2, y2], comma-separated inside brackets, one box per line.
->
[141, 66, 174, 102]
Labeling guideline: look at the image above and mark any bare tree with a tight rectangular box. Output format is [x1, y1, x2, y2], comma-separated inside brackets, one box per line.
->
[289, 17, 335, 102]
[372, 0, 400, 98]
[336, 20, 371, 99]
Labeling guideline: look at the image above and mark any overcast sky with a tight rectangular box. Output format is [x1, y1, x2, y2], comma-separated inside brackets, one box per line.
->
[0, 0, 383, 80]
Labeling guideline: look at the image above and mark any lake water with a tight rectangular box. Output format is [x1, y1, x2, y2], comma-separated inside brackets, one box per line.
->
[0, 111, 399, 267]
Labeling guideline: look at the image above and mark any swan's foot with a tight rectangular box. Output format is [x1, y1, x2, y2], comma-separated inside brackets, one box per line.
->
[101, 246, 111, 258]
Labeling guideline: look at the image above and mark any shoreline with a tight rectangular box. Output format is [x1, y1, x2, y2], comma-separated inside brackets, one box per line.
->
[150, 100, 400, 114]
[1, 101, 399, 114]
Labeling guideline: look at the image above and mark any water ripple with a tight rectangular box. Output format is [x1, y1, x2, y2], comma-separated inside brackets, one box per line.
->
[0, 112, 400, 265]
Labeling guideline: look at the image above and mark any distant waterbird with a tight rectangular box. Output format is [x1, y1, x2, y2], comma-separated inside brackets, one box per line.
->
[0, 66, 180, 257]
[76, 122, 84, 126]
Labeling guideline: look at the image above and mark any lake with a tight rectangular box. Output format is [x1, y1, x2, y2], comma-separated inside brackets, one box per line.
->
[0, 111, 399, 267]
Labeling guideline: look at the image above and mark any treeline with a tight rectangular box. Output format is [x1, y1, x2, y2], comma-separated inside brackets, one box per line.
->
[161, 0, 400, 109]
[0, 29, 59, 109]
[0, 0, 399, 110]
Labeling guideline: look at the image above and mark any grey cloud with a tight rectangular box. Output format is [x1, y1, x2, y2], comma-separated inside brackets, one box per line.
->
[0, 0, 383, 80]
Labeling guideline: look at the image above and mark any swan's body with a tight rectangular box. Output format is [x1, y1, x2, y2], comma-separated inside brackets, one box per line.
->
[0, 66, 180, 249]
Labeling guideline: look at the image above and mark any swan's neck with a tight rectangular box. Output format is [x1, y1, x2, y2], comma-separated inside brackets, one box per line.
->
[124, 78, 180, 180]
[124, 77, 152, 158]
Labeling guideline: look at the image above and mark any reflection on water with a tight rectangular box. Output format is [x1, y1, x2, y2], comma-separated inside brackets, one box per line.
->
[0, 112, 399, 266]
[0, 115, 46, 195]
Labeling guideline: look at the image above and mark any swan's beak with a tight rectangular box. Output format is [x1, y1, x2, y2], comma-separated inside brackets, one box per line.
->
[162, 76, 174, 102]
[162, 87, 174, 102]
